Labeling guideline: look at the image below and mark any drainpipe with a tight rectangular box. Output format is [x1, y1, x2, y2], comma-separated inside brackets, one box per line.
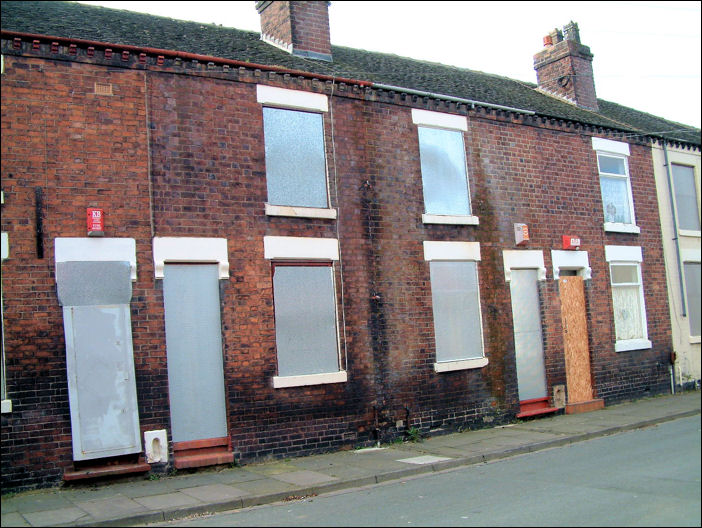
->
[662, 142, 687, 316]
[663, 142, 685, 394]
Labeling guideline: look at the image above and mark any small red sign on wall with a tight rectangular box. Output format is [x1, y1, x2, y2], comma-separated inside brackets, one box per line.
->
[87, 208, 104, 236]
[562, 235, 580, 250]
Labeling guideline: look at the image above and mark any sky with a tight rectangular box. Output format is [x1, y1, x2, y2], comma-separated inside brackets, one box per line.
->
[79, 1, 701, 129]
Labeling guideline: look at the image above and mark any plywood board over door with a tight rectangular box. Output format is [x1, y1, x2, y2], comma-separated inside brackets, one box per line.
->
[559, 276, 604, 413]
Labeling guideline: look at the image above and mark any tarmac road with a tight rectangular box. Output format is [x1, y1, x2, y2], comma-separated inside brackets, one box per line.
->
[149, 415, 701, 527]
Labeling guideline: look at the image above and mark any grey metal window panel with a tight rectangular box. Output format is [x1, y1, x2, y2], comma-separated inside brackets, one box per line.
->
[263, 107, 328, 208]
[509, 269, 547, 401]
[56, 261, 132, 306]
[672, 164, 701, 231]
[273, 266, 340, 377]
[418, 127, 471, 216]
[429, 261, 483, 362]
[684, 262, 701, 336]
[163, 264, 227, 443]
[63, 304, 141, 460]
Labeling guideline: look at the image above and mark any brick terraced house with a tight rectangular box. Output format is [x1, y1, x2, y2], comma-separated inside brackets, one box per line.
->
[1, 1, 700, 491]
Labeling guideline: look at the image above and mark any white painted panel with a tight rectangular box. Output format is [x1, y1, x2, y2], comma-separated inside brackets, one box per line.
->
[264, 236, 339, 260]
[257, 84, 328, 112]
[605, 245, 643, 262]
[153, 237, 229, 279]
[592, 137, 630, 156]
[411, 109, 467, 131]
[423, 241, 480, 261]
[55, 238, 136, 280]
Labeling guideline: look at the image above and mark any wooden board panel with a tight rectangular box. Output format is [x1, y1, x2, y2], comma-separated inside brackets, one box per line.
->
[559, 276, 594, 403]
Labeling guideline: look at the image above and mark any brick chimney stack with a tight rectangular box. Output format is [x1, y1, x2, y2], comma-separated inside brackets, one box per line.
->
[533, 21, 598, 112]
[256, 1, 332, 62]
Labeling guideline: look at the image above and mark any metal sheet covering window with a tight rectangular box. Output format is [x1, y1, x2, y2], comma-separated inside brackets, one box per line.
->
[683, 262, 701, 337]
[262, 107, 328, 208]
[272, 263, 340, 376]
[429, 261, 484, 361]
[417, 126, 471, 216]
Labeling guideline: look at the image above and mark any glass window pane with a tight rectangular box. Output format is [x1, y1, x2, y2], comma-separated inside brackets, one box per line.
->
[263, 107, 328, 208]
[598, 154, 626, 175]
[418, 127, 470, 216]
[273, 266, 339, 377]
[684, 262, 701, 336]
[600, 175, 632, 224]
[611, 264, 639, 285]
[612, 284, 644, 340]
[429, 261, 483, 361]
[672, 164, 700, 231]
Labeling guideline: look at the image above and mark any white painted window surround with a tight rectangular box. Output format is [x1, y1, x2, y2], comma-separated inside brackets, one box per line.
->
[424, 241, 487, 373]
[681, 248, 701, 343]
[502, 250, 547, 282]
[152, 237, 229, 279]
[605, 245, 651, 352]
[264, 236, 345, 388]
[551, 250, 592, 280]
[55, 238, 137, 281]
[265, 203, 337, 220]
[1, 228, 9, 413]
[592, 137, 640, 234]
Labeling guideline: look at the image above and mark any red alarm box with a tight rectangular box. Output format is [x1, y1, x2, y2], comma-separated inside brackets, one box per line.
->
[87, 208, 105, 237]
[562, 235, 580, 250]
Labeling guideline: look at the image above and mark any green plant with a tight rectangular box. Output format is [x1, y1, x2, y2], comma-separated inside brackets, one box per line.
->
[148, 473, 161, 481]
[405, 427, 423, 443]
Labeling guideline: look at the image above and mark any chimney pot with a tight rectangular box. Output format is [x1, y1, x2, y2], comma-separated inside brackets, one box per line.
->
[543, 35, 553, 47]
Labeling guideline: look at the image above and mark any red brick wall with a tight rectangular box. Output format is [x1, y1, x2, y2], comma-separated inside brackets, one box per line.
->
[259, 1, 332, 57]
[1, 46, 672, 491]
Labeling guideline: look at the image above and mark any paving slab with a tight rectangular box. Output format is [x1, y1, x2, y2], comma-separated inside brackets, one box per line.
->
[177, 484, 249, 502]
[269, 469, 338, 486]
[1, 512, 31, 527]
[132, 491, 203, 511]
[72, 494, 148, 521]
[21, 507, 88, 527]
[209, 468, 266, 485]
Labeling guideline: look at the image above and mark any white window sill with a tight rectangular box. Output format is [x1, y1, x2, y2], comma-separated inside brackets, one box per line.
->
[604, 222, 640, 234]
[265, 203, 337, 220]
[434, 357, 488, 372]
[690, 336, 701, 344]
[615, 338, 652, 352]
[273, 370, 347, 388]
[422, 214, 479, 226]
[678, 229, 701, 238]
[1, 399, 12, 414]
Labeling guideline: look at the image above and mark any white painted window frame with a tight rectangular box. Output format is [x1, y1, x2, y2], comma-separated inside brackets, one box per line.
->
[257, 85, 336, 219]
[551, 250, 592, 280]
[55, 237, 137, 281]
[592, 138, 639, 234]
[264, 236, 346, 388]
[1, 212, 9, 413]
[605, 245, 651, 352]
[423, 241, 487, 372]
[412, 109, 479, 226]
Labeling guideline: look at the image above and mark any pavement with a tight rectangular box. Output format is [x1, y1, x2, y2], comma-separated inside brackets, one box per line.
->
[2, 390, 700, 527]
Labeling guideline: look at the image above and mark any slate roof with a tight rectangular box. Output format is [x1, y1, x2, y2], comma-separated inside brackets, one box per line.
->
[2, 0, 700, 146]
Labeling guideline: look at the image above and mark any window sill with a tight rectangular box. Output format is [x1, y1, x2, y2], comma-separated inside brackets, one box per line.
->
[422, 214, 479, 226]
[1, 399, 12, 414]
[265, 203, 337, 220]
[273, 371, 347, 388]
[615, 338, 652, 352]
[604, 222, 640, 234]
[690, 336, 701, 344]
[678, 229, 701, 238]
[434, 357, 488, 372]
